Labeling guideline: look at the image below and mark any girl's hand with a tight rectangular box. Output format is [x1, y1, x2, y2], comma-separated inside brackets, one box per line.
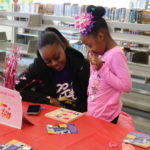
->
[89, 52, 104, 70]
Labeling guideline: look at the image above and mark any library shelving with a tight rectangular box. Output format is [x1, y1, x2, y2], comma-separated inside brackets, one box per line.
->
[0, 11, 150, 78]
[0, 11, 150, 74]
[108, 18, 150, 133]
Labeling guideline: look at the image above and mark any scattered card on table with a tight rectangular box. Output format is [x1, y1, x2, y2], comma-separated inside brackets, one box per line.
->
[0, 139, 32, 150]
[45, 108, 84, 123]
[123, 132, 150, 148]
[46, 124, 78, 134]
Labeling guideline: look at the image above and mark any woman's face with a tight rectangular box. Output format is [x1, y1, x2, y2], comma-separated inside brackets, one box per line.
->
[39, 43, 66, 71]
[81, 33, 105, 55]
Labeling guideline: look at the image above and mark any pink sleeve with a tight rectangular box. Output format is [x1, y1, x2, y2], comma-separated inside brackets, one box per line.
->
[90, 62, 95, 73]
[99, 52, 132, 92]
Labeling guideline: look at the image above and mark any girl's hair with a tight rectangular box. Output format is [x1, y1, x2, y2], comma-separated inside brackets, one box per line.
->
[44, 27, 69, 47]
[86, 5, 109, 36]
[38, 31, 63, 50]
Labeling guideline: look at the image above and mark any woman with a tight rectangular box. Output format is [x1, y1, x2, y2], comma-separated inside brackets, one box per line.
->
[15, 28, 90, 112]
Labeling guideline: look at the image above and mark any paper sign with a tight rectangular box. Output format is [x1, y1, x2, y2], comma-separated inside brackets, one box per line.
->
[0, 86, 22, 129]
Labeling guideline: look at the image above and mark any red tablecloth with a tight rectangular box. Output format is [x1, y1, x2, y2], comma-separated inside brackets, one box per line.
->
[0, 102, 149, 150]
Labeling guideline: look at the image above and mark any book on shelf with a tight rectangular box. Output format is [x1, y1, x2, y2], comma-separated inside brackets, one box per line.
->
[141, 10, 150, 24]
[131, 75, 147, 84]
[148, 55, 150, 65]
[125, 50, 149, 65]
[64, 3, 71, 16]
[12, 3, 150, 23]
[147, 0, 150, 9]
[71, 4, 79, 17]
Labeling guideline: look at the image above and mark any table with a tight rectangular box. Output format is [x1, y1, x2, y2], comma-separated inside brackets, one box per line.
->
[0, 102, 149, 150]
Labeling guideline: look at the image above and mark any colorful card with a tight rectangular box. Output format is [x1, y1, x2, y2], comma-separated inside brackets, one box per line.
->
[45, 108, 84, 123]
[123, 132, 150, 148]
[46, 124, 78, 134]
[0, 139, 32, 150]
[0, 86, 22, 129]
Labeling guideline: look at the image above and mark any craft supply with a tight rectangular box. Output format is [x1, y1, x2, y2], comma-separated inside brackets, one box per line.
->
[108, 141, 118, 148]
[0, 139, 32, 150]
[123, 132, 150, 148]
[45, 108, 84, 123]
[46, 124, 78, 134]
[2, 45, 20, 89]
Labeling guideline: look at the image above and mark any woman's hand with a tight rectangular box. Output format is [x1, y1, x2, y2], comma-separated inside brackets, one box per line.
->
[51, 98, 65, 107]
[89, 52, 104, 70]
[47, 96, 64, 107]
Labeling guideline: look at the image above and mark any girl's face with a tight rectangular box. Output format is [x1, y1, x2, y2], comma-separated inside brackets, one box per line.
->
[81, 33, 105, 55]
[39, 43, 66, 71]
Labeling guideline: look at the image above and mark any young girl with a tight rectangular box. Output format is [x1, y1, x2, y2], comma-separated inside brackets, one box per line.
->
[75, 5, 132, 123]
[15, 30, 90, 112]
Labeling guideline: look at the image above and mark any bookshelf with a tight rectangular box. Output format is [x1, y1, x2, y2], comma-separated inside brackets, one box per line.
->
[0, 10, 150, 74]
[108, 18, 150, 133]
[0, 11, 42, 27]
[107, 21, 150, 31]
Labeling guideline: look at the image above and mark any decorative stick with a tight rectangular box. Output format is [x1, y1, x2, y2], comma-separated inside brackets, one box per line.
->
[3, 45, 20, 89]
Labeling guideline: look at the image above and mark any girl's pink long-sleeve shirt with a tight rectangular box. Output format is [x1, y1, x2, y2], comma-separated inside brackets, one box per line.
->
[87, 46, 132, 122]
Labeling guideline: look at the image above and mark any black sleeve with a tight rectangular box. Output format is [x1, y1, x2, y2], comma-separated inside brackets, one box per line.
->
[77, 59, 90, 112]
[73, 58, 90, 112]
[75, 99, 87, 112]
[15, 58, 50, 104]
[19, 90, 50, 104]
